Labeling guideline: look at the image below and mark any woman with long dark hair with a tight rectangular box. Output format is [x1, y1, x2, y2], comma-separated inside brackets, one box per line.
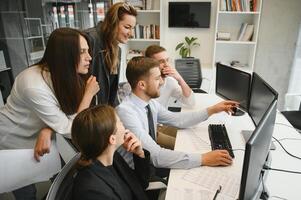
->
[0, 27, 99, 199]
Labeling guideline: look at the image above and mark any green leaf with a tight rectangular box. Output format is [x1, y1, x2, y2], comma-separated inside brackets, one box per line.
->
[185, 37, 191, 45]
[183, 48, 189, 57]
[192, 42, 200, 46]
[179, 47, 185, 57]
[175, 43, 184, 51]
[190, 37, 197, 44]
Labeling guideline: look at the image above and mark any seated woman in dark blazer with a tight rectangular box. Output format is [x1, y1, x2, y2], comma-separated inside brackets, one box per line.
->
[71, 105, 150, 200]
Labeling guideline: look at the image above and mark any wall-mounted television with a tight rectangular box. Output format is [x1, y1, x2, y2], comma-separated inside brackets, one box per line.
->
[168, 2, 211, 28]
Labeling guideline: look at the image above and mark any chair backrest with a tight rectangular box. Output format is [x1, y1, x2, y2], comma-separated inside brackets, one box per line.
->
[117, 82, 132, 103]
[46, 153, 81, 200]
[175, 58, 202, 89]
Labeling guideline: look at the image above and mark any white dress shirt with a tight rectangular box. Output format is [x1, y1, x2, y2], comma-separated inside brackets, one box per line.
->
[0, 65, 75, 149]
[156, 76, 195, 108]
[116, 93, 208, 169]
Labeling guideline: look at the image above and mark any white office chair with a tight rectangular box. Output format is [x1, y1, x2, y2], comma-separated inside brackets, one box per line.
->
[117, 82, 132, 103]
[46, 153, 80, 200]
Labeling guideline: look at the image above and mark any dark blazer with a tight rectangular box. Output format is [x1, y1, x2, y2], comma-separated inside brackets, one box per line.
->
[72, 151, 150, 200]
[85, 22, 121, 107]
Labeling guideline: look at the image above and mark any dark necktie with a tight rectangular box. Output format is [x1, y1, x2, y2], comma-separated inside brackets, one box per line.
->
[146, 104, 156, 141]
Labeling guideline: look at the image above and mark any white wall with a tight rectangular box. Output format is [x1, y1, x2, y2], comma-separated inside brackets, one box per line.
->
[161, 0, 217, 68]
[254, 0, 301, 110]
[286, 23, 301, 110]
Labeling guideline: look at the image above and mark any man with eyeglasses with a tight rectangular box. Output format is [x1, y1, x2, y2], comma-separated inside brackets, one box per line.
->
[145, 45, 196, 149]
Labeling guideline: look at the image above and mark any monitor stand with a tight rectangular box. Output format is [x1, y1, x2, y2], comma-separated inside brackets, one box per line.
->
[241, 130, 276, 150]
[232, 107, 245, 116]
[232, 108, 245, 116]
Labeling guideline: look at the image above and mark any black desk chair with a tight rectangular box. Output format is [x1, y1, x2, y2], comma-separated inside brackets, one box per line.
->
[175, 58, 207, 93]
[281, 101, 301, 132]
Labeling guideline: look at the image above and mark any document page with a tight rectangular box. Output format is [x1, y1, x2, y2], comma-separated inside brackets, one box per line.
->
[0, 143, 61, 193]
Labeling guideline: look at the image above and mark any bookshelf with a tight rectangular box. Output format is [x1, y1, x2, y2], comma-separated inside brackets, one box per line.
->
[24, 18, 46, 64]
[213, 0, 262, 73]
[126, 0, 162, 60]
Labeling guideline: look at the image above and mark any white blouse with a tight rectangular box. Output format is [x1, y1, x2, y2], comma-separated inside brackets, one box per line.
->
[0, 65, 76, 149]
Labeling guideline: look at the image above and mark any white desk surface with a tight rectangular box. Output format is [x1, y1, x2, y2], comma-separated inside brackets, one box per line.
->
[165, 94, 301, 200]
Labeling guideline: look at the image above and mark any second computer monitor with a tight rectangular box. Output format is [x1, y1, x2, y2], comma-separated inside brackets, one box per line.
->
[216, 63, 251, 111]
[239, 100, 277, 200]
[248, 72, 278, 126]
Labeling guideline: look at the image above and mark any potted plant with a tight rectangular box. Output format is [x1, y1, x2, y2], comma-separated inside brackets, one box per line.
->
[175, 36, 200, 58]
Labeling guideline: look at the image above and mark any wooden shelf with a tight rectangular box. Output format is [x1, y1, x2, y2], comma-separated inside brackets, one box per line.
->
[137, 10, 160, 13]
[218, 11, 260, 15]
[216, 40, 256, 45]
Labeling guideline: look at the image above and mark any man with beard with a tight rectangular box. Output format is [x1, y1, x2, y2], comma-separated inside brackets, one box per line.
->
[117, 56, 236, 172]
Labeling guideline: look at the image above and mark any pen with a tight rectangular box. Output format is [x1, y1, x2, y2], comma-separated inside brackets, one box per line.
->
[213, 185, 222, 200]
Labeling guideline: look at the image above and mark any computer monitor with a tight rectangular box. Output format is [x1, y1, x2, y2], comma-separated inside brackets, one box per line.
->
[238, 100, 277, 200]
[216, 63, 251, 114]
[248, 73, 278, 126]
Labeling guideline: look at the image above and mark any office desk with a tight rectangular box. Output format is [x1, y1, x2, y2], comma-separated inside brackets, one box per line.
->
[165, 94, 301, 200]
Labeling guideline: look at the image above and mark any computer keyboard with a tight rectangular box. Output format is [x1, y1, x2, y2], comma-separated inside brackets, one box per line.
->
[208, 124, 235, 158]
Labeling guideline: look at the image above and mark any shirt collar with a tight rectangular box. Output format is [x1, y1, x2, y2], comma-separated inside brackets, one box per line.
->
[129, 93, 149, 108]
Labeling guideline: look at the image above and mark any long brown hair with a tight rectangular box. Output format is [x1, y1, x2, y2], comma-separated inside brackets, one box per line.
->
[37, 28, 89, 115]
[71, 105, 117, 160]
[101, 2, 137, 74]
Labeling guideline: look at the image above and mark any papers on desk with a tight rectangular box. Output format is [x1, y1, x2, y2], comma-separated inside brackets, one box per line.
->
[0, 143, 61, 193]
[181, 167, 240, 199]
[167, 186, 234, 200]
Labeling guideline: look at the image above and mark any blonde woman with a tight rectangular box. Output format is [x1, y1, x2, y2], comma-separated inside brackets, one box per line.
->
[85, 2, 137, 106]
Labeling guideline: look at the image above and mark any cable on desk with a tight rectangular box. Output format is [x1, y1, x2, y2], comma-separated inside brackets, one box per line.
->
[272, 137, 301, 142]
[269, 196, 288, 200]
[272, 136, 301, 160]
[263, 164, 301, 174]
[260, 171, 269, 200]
[275, 122, 300, 133]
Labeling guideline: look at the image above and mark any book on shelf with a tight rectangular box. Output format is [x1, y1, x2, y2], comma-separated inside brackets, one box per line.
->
[131, 24, 160, 39]
[217, 32, 231, 41]
[237, 23, 248, 40]
[96, 2, 105, 22]
[145, 0, 152, 10]
[220, 0, 258, 12]
[67, 5, 75, 28]
[58, 6, 66, 27]
[52, 7, 59, 29]
[241, 24, 254, 41]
